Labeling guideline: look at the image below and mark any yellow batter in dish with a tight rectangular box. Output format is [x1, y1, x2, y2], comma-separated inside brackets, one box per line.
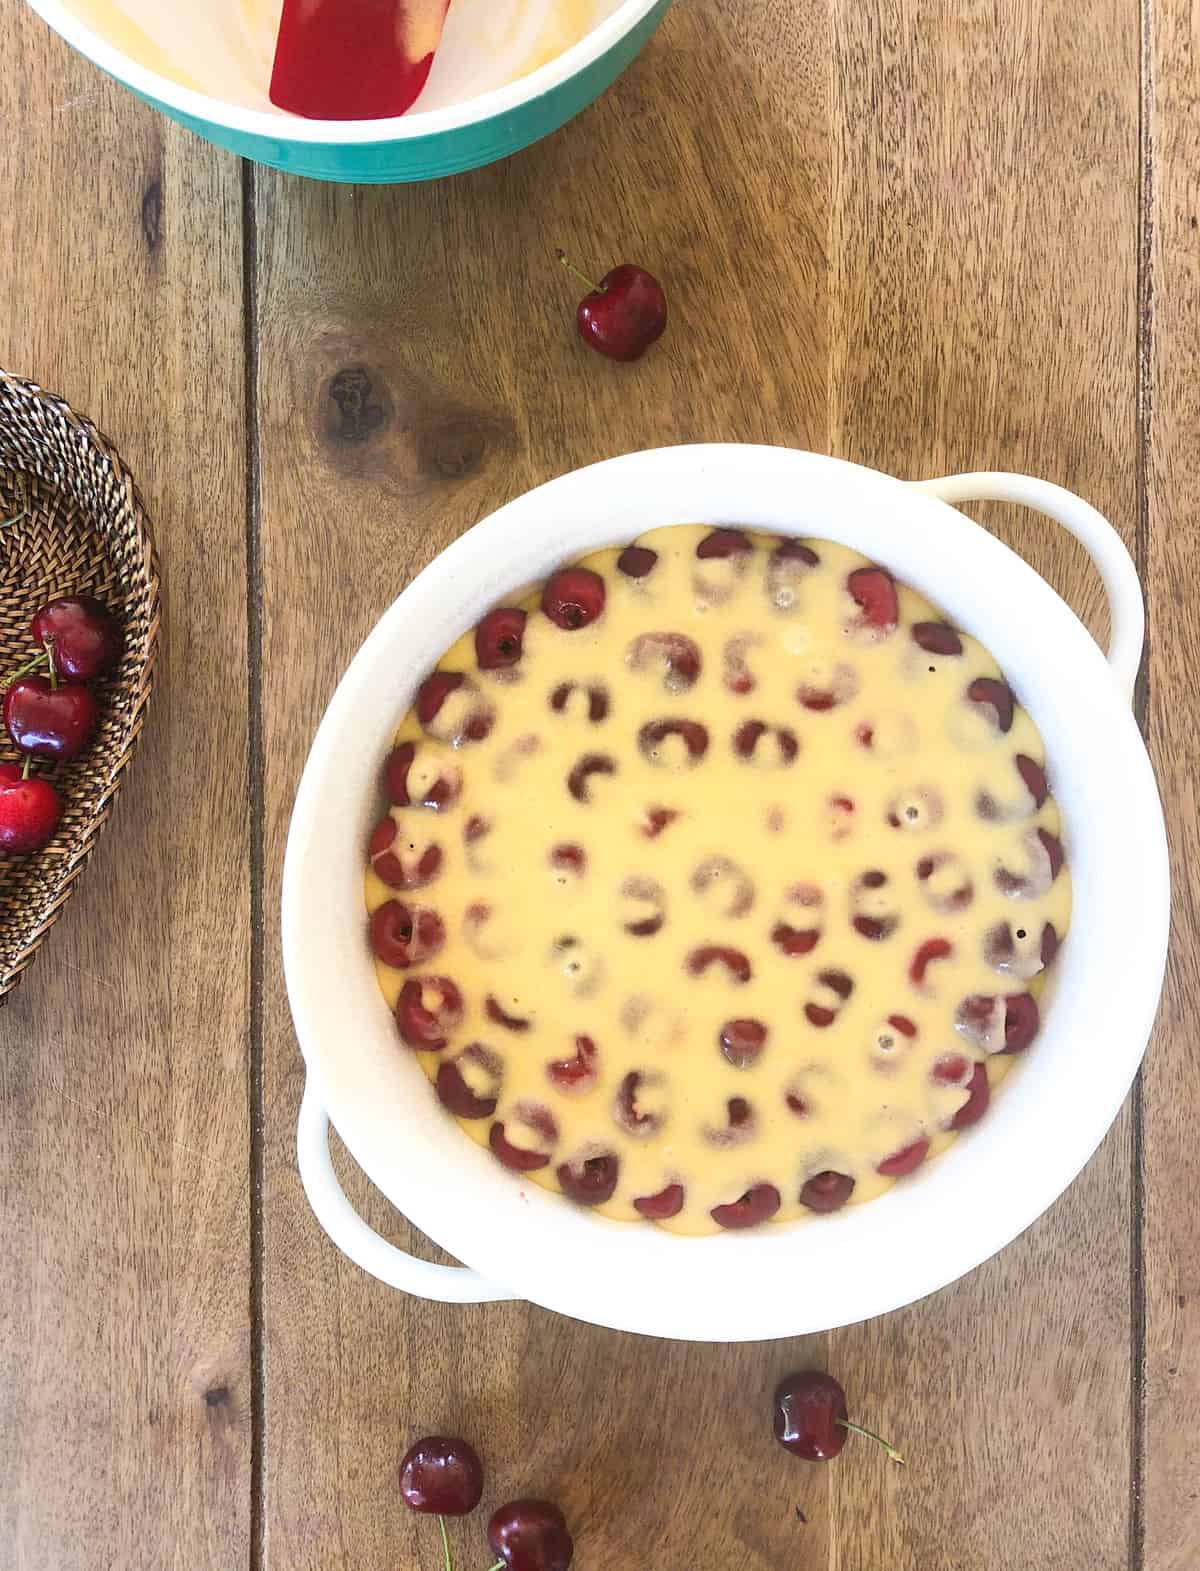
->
[365, 525, 1071, 1234]
[61, 0, 605, 112]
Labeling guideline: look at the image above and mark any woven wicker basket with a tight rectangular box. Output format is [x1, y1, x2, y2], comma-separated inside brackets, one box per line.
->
[0, 371, 160, 1000]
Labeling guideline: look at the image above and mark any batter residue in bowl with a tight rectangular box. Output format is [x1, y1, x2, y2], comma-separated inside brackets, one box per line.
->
[364, 525, 1071, 1234]
[62, 0, 611, 112]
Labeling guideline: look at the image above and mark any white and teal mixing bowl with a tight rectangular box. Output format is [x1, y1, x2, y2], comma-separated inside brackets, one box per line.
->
[25, 0, 669, 182]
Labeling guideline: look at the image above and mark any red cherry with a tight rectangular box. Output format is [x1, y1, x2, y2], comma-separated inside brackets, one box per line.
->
[613, 1069, 667, 1136]
[909, 936, 953, 989]
[560, 250, 666, 363]
[799, 1171, 855, 1213]
[967, 677, 1015, 733]
[767, 538, 819, 609]
[617, 544, 658, 578]
[486, 995, 533, 1033]
[384, 742, 417, 805]
[732, 719, 798, 765]
[955, 991, 1040, 1053]
[4, 676, 98, 761]
[368, 901, 445, 969]
[932, 1053, 971, 1085]
[475, 607, 527, 670]
[640, 805, 679, 839]
[719, 1018, 768, 1067]
[557, 1152, 619, 1206]
[633, 1182, 685, 1219]
[710, 1183, 781, 1230]
[566, 752, 617, 803]
[368, 816, 443, 890]
[774, 1371, 904, 1465]
[383, 742, 461, 811]
[489, 1113, 555, 1172]
[949, 1063, 991, 1129]
[686, 945, 752, 983]
[846, 566, 899, 632]
[912, 621, 963, 657]
[549, 843, 587, 877]
[773, 1371, 848, 1460]
[638, 717, 709, 764]
[876, 1137, 930, 1177]
[542, 567, 606, 629]
[797, 663, 860, 712]
[627, 631, 702, 691]
[1015, 753, 1049, 807]
[31, 596, 121, 680]
[771, 921, 821, 958]
[415, 671, 494, 744]
[0, 762, 61, 853]
[435, 1044, 502, 1119]
[394, 976, 463, 1050]
[696, 528, 751, 560]
[546, 1034, 598, 1091]
[488, 1498, 575, 1571]
[703, 1095, 756, 1148]
[415, 671, 463, 726]
[398, 1435, 483, 1516]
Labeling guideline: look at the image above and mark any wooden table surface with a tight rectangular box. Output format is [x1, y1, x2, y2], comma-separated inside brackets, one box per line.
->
[1, 0, 1196, 1566]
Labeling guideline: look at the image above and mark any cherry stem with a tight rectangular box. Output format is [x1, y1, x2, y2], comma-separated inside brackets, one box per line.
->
[485, 1562, 505, 1571]
[4, 648, 48, 686]
[438, 1514, 453, 1571]
[43, 636, 57, 690]
[20, 753, 32, 781]
[556, 248, 602, 294]
[836, 1417, 905, 1465]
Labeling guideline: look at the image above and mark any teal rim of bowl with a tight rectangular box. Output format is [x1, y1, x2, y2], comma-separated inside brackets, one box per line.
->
[26, 0, 671, 182]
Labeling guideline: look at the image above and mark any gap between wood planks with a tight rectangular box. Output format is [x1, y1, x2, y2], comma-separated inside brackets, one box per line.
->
[242, 154, 267, 1571]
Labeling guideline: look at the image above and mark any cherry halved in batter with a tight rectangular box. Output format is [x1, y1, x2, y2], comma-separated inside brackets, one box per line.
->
[710, 1183, 781, 1230]
[395, 975, 464, 1050]
[436, 1044, 503, 1120]
[846, 566, 899, 635]
[542, 567, 606, 629]
[687, 945, 753, 983]
[912, 621, 963, 656]
[369, 901, 445, 969]
[546, 1035, 599, 1092]
[627, 631, 702, 692]
[617, 544, 658, 578]
[475, 607, 527, 670]
[876, 1137, 930, 1177]
[633, 1182, 685, 1219]
[966, 676, 1015, 733]
[557, 1153, 620, 1206]
[800, 1171, 855, 1212]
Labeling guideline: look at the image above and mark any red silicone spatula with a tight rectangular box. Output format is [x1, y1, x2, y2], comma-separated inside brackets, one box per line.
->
[270, 0, 452, 120]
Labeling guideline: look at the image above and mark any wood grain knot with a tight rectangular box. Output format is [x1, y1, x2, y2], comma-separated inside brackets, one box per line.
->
[203, 1385, 230, 1408]
[416, 412, 498, 481]
[325, 367, 389, 445]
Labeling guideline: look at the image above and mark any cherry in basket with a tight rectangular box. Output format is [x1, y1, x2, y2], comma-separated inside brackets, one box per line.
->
[0, 760, 61, 855]
[270, 0, 451, 119]
[31, 596, 121, 681]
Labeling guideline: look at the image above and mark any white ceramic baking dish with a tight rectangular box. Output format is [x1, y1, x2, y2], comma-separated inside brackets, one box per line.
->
[282, 445, 1168, 1341]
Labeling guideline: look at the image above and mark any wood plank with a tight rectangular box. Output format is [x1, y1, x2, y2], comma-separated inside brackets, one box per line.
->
[0, 6, 251, 1569]
[1143, 0, 1200, 1564]
[827, 3, 1140, 1568]
[256, 4, 834, 1568]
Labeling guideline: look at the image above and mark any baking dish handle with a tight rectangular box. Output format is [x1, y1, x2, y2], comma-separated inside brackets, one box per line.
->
[297, 1083, 519, 1304]
[911, 472, 1144, 704]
